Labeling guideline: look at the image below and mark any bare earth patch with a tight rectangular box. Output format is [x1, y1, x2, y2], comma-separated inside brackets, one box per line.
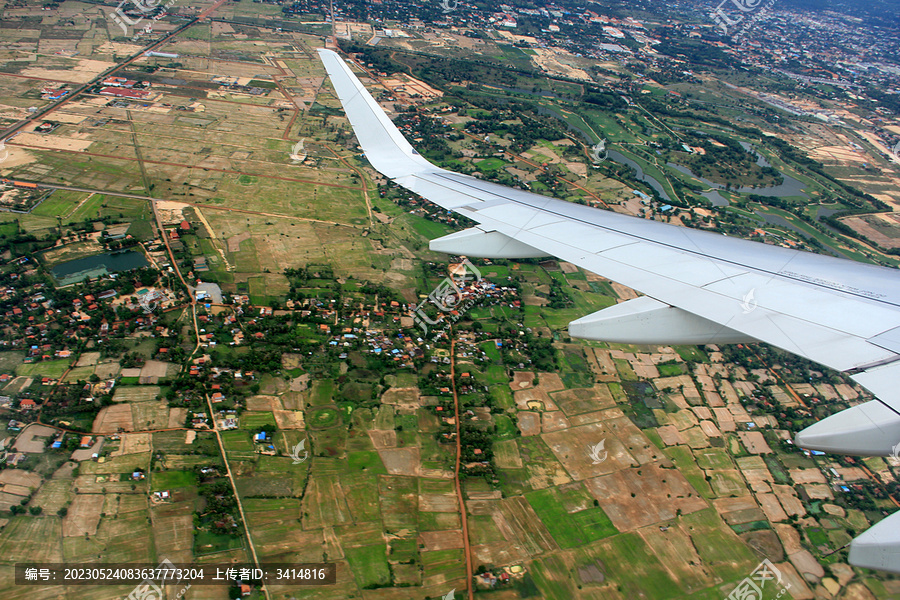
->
[63, 494, 103, 537]
[377, 447, 419, 476]
[584, 462, 706, 531]
[418, 530, 463, 551]
[13, 424, 57, 453]
[93, 404, 134, 433]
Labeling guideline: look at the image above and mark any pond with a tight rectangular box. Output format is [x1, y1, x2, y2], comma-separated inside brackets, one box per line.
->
[51, 249, 149, 286]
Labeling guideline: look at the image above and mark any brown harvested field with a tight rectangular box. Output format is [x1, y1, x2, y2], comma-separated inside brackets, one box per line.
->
[534, 372, 565, 393]
[842, 214, 900, 249]
[273, 409, 305, 429]
[0, 471, 27, 491]
[93, 404, 133, 433]
[112, 386, 161, 403]
[657, 425, 685, 446]
[132, 401, 170, 430]
[378, 447, 419, 476]
[151, 502, 195, 563]
[511, 371, 534, 389]
[381, 387, 420, 412]
[419, 530, 464, 552]
[418, 493, 457, 512]
[167, 407, 188, 428]
[569, 407, 625, 426]
[76, 351, 101, 367]
[29, 478, 72, 515]
[789, 549, 825, 580]
[368, 429, 397, 449]
[639, 524, 712, 594]
[590, 349, 619, 382]
[471, 540, 531, 569]
[517, 411, 541, 436]
[737, 431, 772, 454]
[741, 468, 773, 493]
[698, 420, 721, 438]
[227, 231, 251, 252]
[773, 561, 814, 600]
[514, 388, 555, 411]
[722, 507, 767, 525]
[63, 494, 104, 537]
[496, 496, 558, 556]
[757, 493, 788, 522]
[773, 486, 805, 517]
[668, 410, 698, 430]
[0, 516, 63, 563]
[584, 462, 707, 531]
[112, 433, 151, 456]
[680, 427, 710, 449]
[140, 360, 172, 379]
[709, 470, 748, 497]
[247, 395, 281, 411]
[740, 529, 784, 561]
[802, 484, 834, 500]
[94, 361, 120, 379]
[13, 424, 58, 453]
[789, 468, 827, 484]
[550, 384, 616, 415]
[542, 411, 570, 432]
[541, 418, 654, 481]
[2, 484, 32, 497]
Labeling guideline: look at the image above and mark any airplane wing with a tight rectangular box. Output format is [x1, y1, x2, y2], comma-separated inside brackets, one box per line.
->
[318, 48, 900, 573]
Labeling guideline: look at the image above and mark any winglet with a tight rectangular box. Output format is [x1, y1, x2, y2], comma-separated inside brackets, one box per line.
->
[317, 48, 434, 179]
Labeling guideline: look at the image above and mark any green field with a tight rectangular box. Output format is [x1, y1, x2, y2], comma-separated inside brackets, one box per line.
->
[241, 411, 277, 430]
[151, 470, 197, 491]
[344, 544, 391, 588]
[16, 359, 71, 378]
[525, 488, 617, 548]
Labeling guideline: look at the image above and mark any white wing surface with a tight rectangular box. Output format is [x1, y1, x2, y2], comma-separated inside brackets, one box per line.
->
[318, 48, 900, 572]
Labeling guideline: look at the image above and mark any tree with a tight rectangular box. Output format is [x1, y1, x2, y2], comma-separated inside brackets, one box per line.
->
[29, 506, 42, 515]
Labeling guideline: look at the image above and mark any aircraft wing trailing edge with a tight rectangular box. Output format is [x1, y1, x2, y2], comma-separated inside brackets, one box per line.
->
[318, 47, 900, 573]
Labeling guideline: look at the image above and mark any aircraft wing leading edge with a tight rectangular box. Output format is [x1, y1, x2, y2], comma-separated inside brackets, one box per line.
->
[317, 48, 900, 573]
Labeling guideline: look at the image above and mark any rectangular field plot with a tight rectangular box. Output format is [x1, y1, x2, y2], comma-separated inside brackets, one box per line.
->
[113, 386, 161, 403]
[525, 487, 617, 548]
[0, 516, 63, 563]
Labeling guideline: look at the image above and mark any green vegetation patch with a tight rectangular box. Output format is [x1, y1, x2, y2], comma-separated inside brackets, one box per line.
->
[151, 470, 197, 491]
[525, 488, 617, 548]
[344, 544, 391, 589]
